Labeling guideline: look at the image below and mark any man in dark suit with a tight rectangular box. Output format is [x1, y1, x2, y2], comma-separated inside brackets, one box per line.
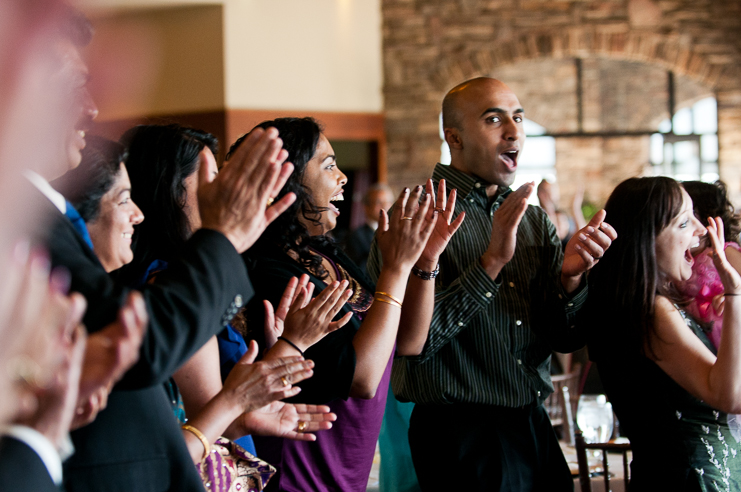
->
[343, 184, 393, 278]
[0, 3, 146, 490]
[26, 8, 298, 491]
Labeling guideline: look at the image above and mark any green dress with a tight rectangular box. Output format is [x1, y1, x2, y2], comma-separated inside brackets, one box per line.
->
[589, 306, 741, 491]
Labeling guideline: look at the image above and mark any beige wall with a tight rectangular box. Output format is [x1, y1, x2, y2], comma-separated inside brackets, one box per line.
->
[78, 0, 383, 116]
[223, 1, 382, 112]
[86, 5, 224, 119]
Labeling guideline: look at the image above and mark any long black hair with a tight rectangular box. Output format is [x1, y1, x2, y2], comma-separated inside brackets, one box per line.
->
[587, 176, 685, 357]
[227, 117, 335, 279]
[53, 134, 127, 222]
[115, 124, 218, 285]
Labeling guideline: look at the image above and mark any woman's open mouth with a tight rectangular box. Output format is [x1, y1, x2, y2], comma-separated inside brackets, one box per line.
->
[329, 192, 343, 216]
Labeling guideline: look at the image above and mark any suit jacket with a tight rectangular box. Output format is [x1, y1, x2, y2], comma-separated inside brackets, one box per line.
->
[38, 195, 253, 492]
[0, 437, 59, 491]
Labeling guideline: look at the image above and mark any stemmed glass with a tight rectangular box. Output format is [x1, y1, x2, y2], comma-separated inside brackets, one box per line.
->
[577, 394, 614, 468]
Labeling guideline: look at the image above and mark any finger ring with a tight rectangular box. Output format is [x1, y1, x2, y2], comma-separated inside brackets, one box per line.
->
[401, 216, 414, 221]
[280, 376, 289, 387]
[297, 421, 307, 432]
[434, 207, 445, 213]
[266, 197, 275, 207]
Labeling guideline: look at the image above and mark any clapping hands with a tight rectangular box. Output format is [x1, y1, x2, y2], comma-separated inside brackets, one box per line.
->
[561, 209, 617, 292]
[376, 186, 437, 274]
[707, 216, 741, 295]
[415, 179, 465, 270]
[198, 127, 296, 253]
[264, 274, 353, 354]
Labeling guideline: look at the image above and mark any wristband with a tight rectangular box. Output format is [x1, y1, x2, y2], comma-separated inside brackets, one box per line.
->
[277, 336, 305, 357]
[412, 263, 440, 280]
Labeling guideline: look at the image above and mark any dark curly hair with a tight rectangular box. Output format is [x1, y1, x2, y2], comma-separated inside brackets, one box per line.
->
[682, 180, 741, 243]
[227, 117, 336, 279]
[53, 135, 127, 222]
[115, 124, 218, 285]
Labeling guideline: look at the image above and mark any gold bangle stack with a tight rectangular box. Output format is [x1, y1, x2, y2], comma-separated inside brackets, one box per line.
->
[375, 291, 403, 309]
[182, 424, 210, 460]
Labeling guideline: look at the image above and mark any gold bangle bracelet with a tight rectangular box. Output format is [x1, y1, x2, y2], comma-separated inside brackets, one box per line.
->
[374, 296, 402, 309]
[375, 291, 403, 305]
[182, 424, 210, 460]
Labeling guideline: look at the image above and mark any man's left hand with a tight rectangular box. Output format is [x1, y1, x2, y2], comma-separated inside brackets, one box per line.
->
[561, 209, 617, 292]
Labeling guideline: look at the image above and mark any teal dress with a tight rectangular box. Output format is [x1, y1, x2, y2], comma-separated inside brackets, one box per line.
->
[590, 307, 741, 492]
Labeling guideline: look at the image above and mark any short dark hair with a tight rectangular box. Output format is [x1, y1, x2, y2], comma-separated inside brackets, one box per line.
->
[229, 117, 335, 279]
[116, 124, 218, 285]
[682, 180, 741, 243]
[587, 176, 685, 358]
[53, 135, 126, 222]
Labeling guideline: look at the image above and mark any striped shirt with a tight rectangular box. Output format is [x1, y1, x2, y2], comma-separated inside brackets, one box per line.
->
[368, 163, 588, 407]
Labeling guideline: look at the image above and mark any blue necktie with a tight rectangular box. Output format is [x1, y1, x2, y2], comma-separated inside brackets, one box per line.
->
[64, 200, 94, 250]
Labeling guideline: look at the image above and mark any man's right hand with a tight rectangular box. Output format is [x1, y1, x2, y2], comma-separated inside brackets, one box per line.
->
[197, 127, 296, 253]
[480, 182, 534, 279]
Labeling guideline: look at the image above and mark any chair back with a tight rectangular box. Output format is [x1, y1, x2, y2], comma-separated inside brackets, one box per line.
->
[574, 427, 631, 492]
[545, 366, 581, 440]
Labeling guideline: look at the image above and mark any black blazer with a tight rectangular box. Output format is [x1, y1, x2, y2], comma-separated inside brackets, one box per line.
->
[38, 195, 253, 492]
[0, 437, 59, 491]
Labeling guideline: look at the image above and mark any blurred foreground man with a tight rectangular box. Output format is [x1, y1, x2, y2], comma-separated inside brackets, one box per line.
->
[26, 7, 295, 491]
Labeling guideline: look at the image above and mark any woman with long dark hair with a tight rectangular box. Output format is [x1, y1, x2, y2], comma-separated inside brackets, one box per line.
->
[117, 124, 344, 468]
[586, 176, 741, 490]
[231, 117, 461, 491]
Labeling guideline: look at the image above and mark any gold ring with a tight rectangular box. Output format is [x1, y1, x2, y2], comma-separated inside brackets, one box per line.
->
[401, 216, 414, 221]
[266, 197, 275, 207]
[297, 421, 307, 432]
[280, 376, 289, 387]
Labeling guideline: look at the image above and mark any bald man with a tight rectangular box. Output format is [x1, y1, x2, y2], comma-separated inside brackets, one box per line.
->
[369, 78, 616, 491]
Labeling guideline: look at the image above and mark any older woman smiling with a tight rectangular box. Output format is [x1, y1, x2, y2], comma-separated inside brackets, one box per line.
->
[54, 135, 144, 272]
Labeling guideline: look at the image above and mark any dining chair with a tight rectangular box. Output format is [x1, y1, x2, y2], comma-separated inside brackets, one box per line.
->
[545, 364, 582, 441]
[574, 427, 631, 492]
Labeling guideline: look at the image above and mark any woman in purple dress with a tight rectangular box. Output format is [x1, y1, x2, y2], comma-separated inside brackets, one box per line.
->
[232, 117, 463, 491]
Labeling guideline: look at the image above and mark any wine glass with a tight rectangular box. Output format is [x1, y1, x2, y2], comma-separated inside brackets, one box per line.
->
[577, 394, 614, 466]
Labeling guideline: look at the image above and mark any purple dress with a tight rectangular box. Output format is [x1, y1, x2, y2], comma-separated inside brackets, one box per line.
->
[254, 359, 392, 491]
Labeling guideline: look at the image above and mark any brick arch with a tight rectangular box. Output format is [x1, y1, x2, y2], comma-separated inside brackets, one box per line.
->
[432, 30, 733, 94]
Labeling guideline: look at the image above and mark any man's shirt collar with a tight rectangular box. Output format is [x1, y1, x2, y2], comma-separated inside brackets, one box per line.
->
[25, 170, 66, 214]
[431, 163, 511, 203]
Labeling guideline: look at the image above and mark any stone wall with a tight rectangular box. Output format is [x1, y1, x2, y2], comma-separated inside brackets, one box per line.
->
[382, 0, 741, 208]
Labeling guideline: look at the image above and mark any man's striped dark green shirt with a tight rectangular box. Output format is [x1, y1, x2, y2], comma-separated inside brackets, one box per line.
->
[368, 163, 588, 407]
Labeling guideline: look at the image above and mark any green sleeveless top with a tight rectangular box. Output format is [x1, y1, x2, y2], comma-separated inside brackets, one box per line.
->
[590, 306, 741, 491]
